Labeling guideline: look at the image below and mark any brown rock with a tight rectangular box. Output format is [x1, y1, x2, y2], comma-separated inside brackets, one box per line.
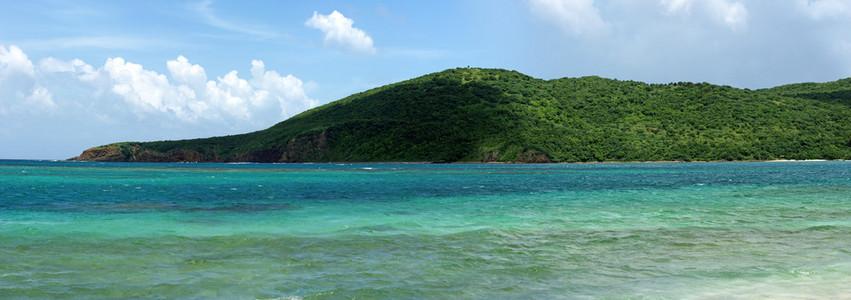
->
[69, 146, 126, 162]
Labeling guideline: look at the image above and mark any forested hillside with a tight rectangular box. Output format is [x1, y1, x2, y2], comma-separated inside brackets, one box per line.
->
[71, 68, 851, 163]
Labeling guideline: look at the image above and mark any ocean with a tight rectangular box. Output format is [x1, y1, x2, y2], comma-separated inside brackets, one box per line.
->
[1, 160, 849, 299]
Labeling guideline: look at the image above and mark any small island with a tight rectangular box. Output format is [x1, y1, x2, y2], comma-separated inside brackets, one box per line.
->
[71, 68, 851, 163]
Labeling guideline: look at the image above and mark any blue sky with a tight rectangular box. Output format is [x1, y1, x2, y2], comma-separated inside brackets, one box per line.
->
[2, 0, 850, 159]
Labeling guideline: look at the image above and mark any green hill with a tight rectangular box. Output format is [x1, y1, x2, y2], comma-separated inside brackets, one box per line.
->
[71, 68, 851, 163]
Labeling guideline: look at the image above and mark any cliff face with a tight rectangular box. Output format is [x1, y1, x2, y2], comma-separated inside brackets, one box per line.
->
[70, 68, 851, 163]
[70, 130, 332, 163]
[279, 130, 329, 162]
[229, 131, 330, 163]
[70, 146, 127, 162]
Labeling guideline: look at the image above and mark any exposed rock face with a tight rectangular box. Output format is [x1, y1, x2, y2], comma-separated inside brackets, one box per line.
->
[280, 130, 329, 162]
[69, 145, 204, 163]
[70, 131, 550, 163]
[236, 149, 283, 163]
[133, 150, 169, 162]
[131, 149, 204, 162]
[69, 146, 127, 162]
[169, 150, 202, 162]
[70, 131, 332, 163]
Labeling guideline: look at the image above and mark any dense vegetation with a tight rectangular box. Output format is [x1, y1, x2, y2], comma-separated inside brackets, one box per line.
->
[73, 68, 851, 163]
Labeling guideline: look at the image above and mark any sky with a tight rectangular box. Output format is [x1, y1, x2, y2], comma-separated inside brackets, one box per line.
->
[1, 0, 850, 159]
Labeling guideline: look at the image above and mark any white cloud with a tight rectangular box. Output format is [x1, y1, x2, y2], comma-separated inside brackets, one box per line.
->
[524, 0, 851, 92]
[99, 56, 318, 125]
[1, 45, 37, 116]
[25, 86, 57, 113]
[0, 45, 35, 77]
[38, 57, 100, 81]
[193, 0, 276, 38]
[659, 0, 747, 31]
[305, 10, 377, 54]
[797, 0, 851, 19]
[91, 55, 315, 125]
[167, 55, 207, 88]
[249, 60, 318, 117]
[528, 0, 609, 36]
[38, 57, 76, 73]
[708, 0, 748, 31]
[205, 70, 254, 120]
[661, 0, 694, 14]
[104, 57, 184, 119]
[0, 45, 319, 158]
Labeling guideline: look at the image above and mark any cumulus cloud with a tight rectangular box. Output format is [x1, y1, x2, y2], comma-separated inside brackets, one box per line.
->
[105, 57, 187, 119]
[305, 10, 377, 54]
[528, 0, 609, 37]
[25, 87, 57, 113]
[167, 56, 207, 87]
[1, 45, 37, 115]
[0, 45, 35, 77]
[249, 60, 317, 116]
[0, 45, 318, 158]
[102, 55, 315, 124]
[38, 57, 100, 82]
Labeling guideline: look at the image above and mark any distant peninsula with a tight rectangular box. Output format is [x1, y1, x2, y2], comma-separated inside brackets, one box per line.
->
[71, 68, 851, 163]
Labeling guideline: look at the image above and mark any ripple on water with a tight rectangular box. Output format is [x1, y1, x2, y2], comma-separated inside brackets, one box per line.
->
[1, 161, 850, 298]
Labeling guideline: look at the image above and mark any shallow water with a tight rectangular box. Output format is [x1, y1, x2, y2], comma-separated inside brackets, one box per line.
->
[1, 160, 849, 299]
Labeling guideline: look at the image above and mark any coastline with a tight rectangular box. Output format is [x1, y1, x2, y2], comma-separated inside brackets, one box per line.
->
[51, 158, 848, 164]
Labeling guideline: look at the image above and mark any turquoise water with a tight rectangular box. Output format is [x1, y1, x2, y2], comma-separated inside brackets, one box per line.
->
[1, 160, 849, 299]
